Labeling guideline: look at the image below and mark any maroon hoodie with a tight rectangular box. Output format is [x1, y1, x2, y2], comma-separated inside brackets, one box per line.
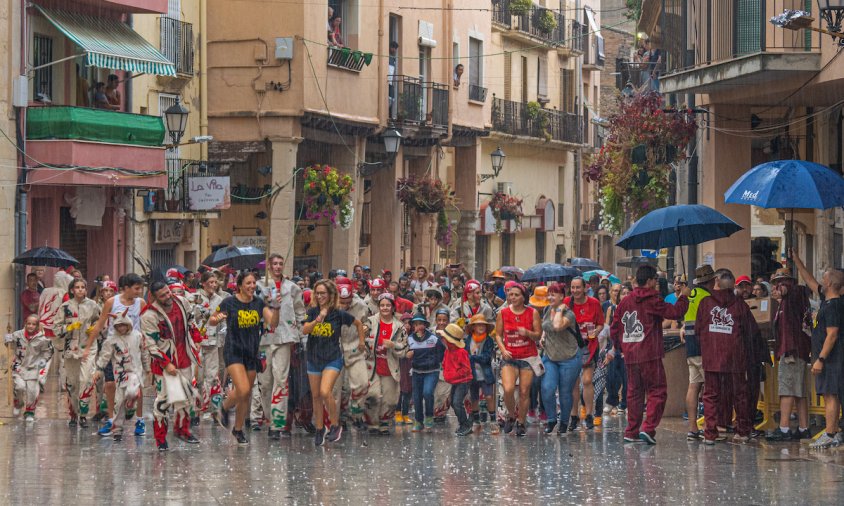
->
[695, 289, 757, 373]
[610, 286, 688, 364]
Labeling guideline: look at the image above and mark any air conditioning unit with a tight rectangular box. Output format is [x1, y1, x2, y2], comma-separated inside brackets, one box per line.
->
[496, 182, 512, 195]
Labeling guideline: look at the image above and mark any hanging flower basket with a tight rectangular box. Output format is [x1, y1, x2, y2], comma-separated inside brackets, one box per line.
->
[303, 164, 354, 228]
[396, 176, 453, 214]
[489, 191, 524, 232]
[435, 209, 455, 249]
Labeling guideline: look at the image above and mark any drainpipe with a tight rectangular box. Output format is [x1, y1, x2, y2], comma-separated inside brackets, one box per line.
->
[125, 14, 135, 273]
[377, 0, 385, 127]
[14, 0, 29, 328]
[199, 0, 209, 257]
[442, 0, 453, 146]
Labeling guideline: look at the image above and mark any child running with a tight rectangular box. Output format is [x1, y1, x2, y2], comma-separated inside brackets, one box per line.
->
[465, 314, 498, 434]
[406, 312, 444, 431]
[439, 323, 473, 436]
[8, 315, 53, 421]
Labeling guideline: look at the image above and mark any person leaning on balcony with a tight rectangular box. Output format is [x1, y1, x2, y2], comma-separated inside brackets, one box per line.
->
[327, 6, 334, 44]
[329, 16, 344, 48]
[453, 64, 464, 88]
[93, 83, 111, 110]
[645, 38, 662, 92]
[105, 74, 122, 110]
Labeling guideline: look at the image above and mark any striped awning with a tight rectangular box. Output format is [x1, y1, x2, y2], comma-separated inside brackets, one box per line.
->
[34, 5, 176, 76]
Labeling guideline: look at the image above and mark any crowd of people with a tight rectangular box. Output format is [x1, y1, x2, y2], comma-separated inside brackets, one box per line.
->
[7, 250, 843, 451]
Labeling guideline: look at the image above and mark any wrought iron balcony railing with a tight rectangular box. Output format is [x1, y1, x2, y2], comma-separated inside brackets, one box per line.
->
[160, 17, 194, 76]
[491, 97, 581, 144]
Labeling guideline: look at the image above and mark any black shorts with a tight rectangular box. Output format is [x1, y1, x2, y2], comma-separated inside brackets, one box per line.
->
[103, 362, 115, 382]
[224, 344, 261, 372]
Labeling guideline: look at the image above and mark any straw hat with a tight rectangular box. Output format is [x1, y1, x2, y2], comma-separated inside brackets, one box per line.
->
[693, 264, 716, 285]
[770, 268, 795, 282]
[466, 313, 495, 332]
[529, 286, 550, 307]
[438, 323, 466, 348]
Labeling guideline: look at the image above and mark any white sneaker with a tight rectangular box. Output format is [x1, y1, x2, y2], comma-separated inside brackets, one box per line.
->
[202, 412, 212, 421]
[835, 432, 844, 445]
[25, 415, 35, 423]
[809, 432, 837, 449]
[603, 406, 612, 414]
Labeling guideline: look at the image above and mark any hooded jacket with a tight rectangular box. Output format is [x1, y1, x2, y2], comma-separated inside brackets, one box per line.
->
[257, 277, 307, 345]
[10, 328, 54, 381]
[610, 286, 688, 364]
[37, 271, 74, 337]
[442, 340, 472, 384]
[695, 289, 768, 373]
[365, 314, 408, 381]
[96, 312, 150, 384]
[140, 295, 199, 374]
[55, 297, 101, 359]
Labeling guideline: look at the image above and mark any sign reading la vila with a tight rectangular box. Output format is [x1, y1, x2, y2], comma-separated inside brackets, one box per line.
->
[188, 176, 231, 211]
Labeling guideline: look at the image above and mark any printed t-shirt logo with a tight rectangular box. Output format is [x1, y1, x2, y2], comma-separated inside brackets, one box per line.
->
[708, 306, 734, 334]
[311, 321, 334, 338]
[621, 311, 645, 343]
[237, 309, 260, 328]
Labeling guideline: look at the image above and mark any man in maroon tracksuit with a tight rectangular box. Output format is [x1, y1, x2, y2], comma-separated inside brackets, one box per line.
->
[611, 265, 689, 444]
[696, 269, 761, 443]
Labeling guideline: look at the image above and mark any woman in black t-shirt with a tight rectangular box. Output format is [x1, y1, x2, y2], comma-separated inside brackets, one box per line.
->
[301, 279, 365, 446]
[209, 271, 280, 444]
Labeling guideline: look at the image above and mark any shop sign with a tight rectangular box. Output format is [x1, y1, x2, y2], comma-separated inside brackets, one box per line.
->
[188, 176, 231, 211]
[232, 235, 268, 250]
[155, 220, 184, 244]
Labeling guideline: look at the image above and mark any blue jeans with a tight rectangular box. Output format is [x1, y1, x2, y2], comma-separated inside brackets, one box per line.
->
[541, 349, 583, 425]
[412, 371, 439, 423]
[606, 353, 628, 409]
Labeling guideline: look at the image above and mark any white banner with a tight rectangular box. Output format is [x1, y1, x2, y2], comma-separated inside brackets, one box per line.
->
[188, 176, 231, 211]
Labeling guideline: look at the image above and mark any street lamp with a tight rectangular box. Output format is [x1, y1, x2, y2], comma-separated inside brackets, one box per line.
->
[490, 146, 506, 175]
[382, 128, 402, 156]
[357, 128, 402, 177]
[164, 97, 189, 146]
[818, 0, 844, 42]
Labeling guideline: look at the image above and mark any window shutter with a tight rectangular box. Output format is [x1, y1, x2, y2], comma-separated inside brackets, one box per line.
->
[504, 51, 512, 101]
[538, 54, 548, 98]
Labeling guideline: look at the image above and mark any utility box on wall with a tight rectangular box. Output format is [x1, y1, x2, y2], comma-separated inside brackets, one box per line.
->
[275, 37, 293, 60]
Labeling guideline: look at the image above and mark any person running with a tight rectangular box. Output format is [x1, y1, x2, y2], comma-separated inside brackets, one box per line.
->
[610, 265, 689, 444]
[55, 278, 101, 428]
[84, 273, 147, 437]
[210, 272, 281, 445]
[495, 281, 542, 437]
[565, 277, 605, 430]
[9, 315, 53, 422]
[300, 279, 365, 446]
[451, 279, 495, 328]
[604, 283, 627, 417]
[440, 322, 473, 436]
[364, 293, 408, 434]
[191, 271, 227, 421]
[406, 312, 444, 431]
[91, 280, 117, 422]
[335, 277, 370, 430]
[465, 314, 498, 434]
[540, 282, 583, 434]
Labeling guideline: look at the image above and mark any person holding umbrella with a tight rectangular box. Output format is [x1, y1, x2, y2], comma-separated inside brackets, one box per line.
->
[610, 265, 689, 444]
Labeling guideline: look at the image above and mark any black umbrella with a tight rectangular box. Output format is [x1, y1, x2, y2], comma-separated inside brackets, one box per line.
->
[521, 263, 582, 283]
[616, 256, 658, 269]
[201, 246, 265, 271]
[568, 257, 602, 270]
[13, 246, 79, 268]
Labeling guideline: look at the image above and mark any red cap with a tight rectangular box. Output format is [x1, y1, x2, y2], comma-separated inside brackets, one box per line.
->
[103, 280, 118, 291]
[368, 278, 386, 290]
[335, 276, 352, 286]
[166, 268, 185, 280]
[736, 275, 752, 286]
[303, 289, 312, 306]
[338, 284, 353, 299]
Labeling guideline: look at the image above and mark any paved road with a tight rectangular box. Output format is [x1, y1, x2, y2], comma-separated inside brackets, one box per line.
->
[1, 411, 843, 505]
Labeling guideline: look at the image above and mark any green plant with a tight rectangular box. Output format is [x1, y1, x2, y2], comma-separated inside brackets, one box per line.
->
[509, 0, 532, 16]
[489, 192, 524, 232]
[526, 101, 551, 141]
[435, 209, 455, 249]
[625, 0, 642, 21]
[396, 176, 453, 213]
[536, 9, 558, 33]
[303, 165, 354, 228]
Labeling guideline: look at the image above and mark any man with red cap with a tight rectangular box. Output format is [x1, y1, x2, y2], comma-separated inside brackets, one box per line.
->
[451, 279, 495, 328]
[610, 264, 689, 444]
[364, 278, 388, 317]
[735, 275, 753, 300]
[334, 276, 371, 428]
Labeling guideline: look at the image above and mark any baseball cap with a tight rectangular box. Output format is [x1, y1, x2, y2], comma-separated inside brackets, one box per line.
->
[736, 275, 752, 286]
[368, 278, 386, 290]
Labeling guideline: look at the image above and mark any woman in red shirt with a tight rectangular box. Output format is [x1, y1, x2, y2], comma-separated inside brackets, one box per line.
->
[364, 293, 408, 434]
[494, 281, 542, 436]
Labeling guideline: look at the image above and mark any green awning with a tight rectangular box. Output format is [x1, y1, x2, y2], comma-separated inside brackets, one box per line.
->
[34, 5, 176, 76]
[27, 106, 166, 147]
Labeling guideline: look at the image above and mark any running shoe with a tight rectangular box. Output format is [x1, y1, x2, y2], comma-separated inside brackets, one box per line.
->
[314, 427, 326, 447]
[12, 407, 21, 417]
[544, 421, 557, 434]
[157, 440, 169, 451]
[218, 406, 230, 428]
[585, 414, 595, 430]
[402, 415, 413, 424]
[526, 410, 537, 424]
[703, 438, 716, 446]
[456, 423, 473, 437]
[570, 415, 580, 431]
[765, 429, 793, 442]
[623, 436, 642, 443]
[113, 432, 123, 442]
[268, 430, 281, 441]
[412, 421, 424, 432]
[98, 419, 114, 436]
[515, 422, 527, 437]
[78, 417, 88, 429]
[394, 411, 404, 424]
[686, 430, 702, 441]
[178, 432, 200, 444]
[503, 418, 515, 434]
[327, 425, 343, 443]
[639, 431, 656, 445]
[794, 428, 812, 440]
[134, 419, 146, 436]
[379, 423, 390, 435]
[424, 417, 434, 430]
[232, 430, 248, 445]
[557, 423, 568, 435]
[251, 420, 263, 432]
[92, 411, 106, 422]
[68, 417, 78, 427]
[835, 432, 844, 446]
[809, 432, 838, 449]
[603, 405, 612, 414]
[190, 416, 200, 427]
[732, 434, 749, 444]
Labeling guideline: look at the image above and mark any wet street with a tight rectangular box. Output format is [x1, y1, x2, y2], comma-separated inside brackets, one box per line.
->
[2, 405, 843, 505]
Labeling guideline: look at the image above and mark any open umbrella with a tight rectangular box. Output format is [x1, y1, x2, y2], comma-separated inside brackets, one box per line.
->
[499, 266, 525, 279]
[521, 263, 582, 283]
[13, 246, 79, 268]
[724, 160, 844, 269]
[617, 256, 658, 268]
[581, 269, 621, 284]
[201, 246, 265, 271]
[616, 204, 743, 275]
[568, 257, 602, 270]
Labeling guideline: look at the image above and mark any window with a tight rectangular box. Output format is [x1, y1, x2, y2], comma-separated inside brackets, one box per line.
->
[536, 230, 546, 263]
[503, 52, 512, 101]
[468, 37, 482, 88]
[33, 34, 53, 100]
[328, 0, 358, 47]
[560, 68, 575, 113]
[501, 233, 514, 265]
[537, 55, 547, 98]
[475, 235, 488, 276]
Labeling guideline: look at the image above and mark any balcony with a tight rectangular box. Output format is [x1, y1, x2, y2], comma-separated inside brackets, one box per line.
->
[327, 46, 370, 72]
[491, 1, 567, 47]
[469, 84, 488, 103]
[491, 97, 581, 144]
[149, 159, 229, 214]
[160, 17, 194, 76]
[658, 0, 820, 95]
[25, 106, 167, 188]
[389, 75, 449, 132]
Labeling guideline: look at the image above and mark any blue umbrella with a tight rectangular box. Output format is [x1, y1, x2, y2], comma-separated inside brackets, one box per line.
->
[568, 257, 602, 270]
[582, 270, 621, 284]
[616, 204, 743, 274]
[521, 263, 582, 283]
[724, 160, 844, 209]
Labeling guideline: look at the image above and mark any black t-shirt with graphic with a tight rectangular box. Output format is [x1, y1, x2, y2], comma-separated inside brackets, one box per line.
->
[219, 295, 266, 358]
[305, 307, 355, 368]
[812, 297, 843, 367]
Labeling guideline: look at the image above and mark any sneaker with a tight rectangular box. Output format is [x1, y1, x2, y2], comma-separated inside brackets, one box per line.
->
[402, 415, 413, 424]
[594, 416, 602, 427]
[134, 419, 146, 436]
[733, 434, 749, 444]
[178, 432, 200, 444]
[394, 412, 404, 424]
[489, 421, 500, 435]
[78, 417, 88, 429]
[526, 410, 537, 424]
[218, 406, 230, 428]
[327, 425, 343, 443]
[603, 405, 612, 414]
[503, 418, 515, 434]
[379, 424, 391, 435]
[794, 428, 812, 440]
[515, 422, 527, 437]
[617, 407, 626, 414]
[113, 432, 123, 442]
[686, 430, 702, 441]
[423, 417, 434, 430]
[623, 436, 642, 443]
[835, 432, 844, 446]
[68, 417, 78, 427]
[301, 422, 317, 434]
[539, 412, 548, 423]
[98, 420, 114, 436]
[809, 432, 837, 449]
[765, 429, 793, 442]
[412, 421, 423, 432]
[12, 407, 21, 417]
[703, 438, 716, 446]
[232, 429, 249, 445]
[544, 421, 557, 434]
[268, 430, 281, 441]
[251, 421, 263, 432]
[314, 427, 326, 447]
[190, 416, 200, 427]
[570, 415, 580, 430]
[557, 423, 568, 435]
[585, 415, 595, 430]
[352, 419, 366, 432]
[157, 440, 169, 451]
[456, 423, 473, 437]
[639, 431, 656, 445]
[280, 428, 292, 438]
[433, 416, 447, 424]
